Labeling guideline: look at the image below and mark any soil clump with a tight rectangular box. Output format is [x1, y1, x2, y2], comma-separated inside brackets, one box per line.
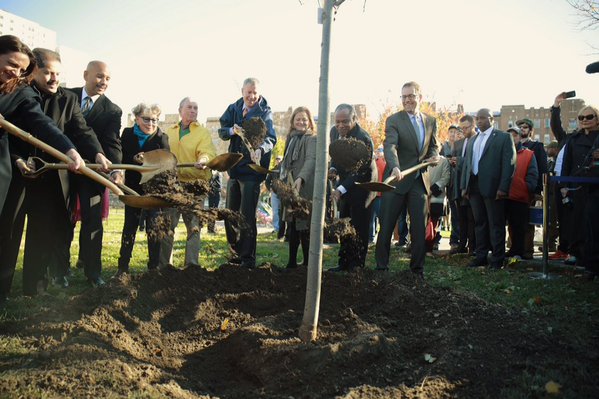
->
[241, 117, 267, 150]
[329, 138, 370, 173]
[271, 179, 312, 219]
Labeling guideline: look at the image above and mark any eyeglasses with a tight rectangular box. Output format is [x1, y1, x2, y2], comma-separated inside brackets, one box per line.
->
[578, 114, 596, 121]
[401, 94, 417, 101]
[140, 116, 159, 124]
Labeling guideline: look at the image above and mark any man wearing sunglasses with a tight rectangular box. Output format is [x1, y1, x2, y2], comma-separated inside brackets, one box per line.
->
[68, 60, 122, 287]
[515, 118, 548, 259]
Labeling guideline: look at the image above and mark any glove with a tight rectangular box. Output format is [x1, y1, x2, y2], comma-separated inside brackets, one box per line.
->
[430, 183, 442, 197]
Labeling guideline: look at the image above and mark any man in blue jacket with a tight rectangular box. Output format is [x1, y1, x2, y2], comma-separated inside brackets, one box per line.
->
[218, 78, 277, 268]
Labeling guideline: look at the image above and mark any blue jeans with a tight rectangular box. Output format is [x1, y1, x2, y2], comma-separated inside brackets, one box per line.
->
[271, 192, 280, 231]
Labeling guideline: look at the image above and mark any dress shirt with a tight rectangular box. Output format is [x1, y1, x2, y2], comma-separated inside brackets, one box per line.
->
[472, 126, 492, 175]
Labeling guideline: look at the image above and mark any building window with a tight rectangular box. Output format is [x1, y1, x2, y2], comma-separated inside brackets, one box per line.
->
[534, 119, 541, 128]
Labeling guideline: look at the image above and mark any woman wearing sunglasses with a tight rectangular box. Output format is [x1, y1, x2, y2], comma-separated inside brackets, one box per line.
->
[551, 92, 599, 279]
[115, 103, 169, 276]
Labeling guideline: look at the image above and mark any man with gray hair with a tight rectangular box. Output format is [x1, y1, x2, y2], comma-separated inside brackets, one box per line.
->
[162, 97, 216, 268]
[219, 78, 277, 269]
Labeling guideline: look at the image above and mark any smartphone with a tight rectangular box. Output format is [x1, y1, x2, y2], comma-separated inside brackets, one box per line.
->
[564, 90, 576, 99]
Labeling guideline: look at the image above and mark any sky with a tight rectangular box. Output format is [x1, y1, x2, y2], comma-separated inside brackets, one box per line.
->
[2, 0, 598, 123]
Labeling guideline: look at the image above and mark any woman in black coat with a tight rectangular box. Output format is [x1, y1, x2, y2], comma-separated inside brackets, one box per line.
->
[116, 103, 170, 275]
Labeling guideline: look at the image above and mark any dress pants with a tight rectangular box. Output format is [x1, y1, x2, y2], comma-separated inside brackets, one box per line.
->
[338, 187, 372, 269]
[448, 198, 460, 246]
[468, 176, 507, 268]
[456, 201, 476, 253]
[118, 205, 165, 271]
[225, 178, 261, 267]
[74, 177, 105, 280]
[162, 207, 201, 267]
[505, 199, 529, 257]
[23, 172, 72, 290]
[0, 176, 26, 297]
[375, 178, 428, 274]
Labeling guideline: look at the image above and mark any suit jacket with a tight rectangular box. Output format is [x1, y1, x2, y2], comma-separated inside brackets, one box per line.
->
[121, 126, 170, 194]
[68, 87, 122, 163]
[450, 137, 466, 201]
[383, 110, 438, 195]
[0, 86, 75, 210]
[461, 128, 516, 198]
[33, 86, 106, 204]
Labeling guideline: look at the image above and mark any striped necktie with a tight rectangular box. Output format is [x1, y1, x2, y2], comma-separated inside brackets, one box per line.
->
[81, 96, 93, 116]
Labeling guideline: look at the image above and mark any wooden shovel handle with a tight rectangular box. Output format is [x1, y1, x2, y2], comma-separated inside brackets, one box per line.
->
[0, 116, 124, 196]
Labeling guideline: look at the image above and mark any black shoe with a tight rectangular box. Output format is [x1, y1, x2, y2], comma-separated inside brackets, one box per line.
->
[241, 261, 256, 269]
[467, 258, 488, 268]
[88, 277, 106, 287]
[328, 265, 354, 272]
[228, 257, 242, 265]
[286, 263, 298, 269]
[51, 276, 69, 288]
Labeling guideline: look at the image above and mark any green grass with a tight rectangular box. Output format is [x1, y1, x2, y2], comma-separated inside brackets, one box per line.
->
[2, 207, 599, 336]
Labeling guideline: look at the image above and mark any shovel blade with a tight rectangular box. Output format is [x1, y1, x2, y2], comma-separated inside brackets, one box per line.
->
[206, 153, 243, 171]
[355, 181, 395, 192]
[138, 149, 178, 184]
[248, 163, 270, 174]
[119, 195, 172, 209]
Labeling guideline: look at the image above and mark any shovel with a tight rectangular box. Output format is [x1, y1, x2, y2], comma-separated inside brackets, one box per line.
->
[177, 152, 243, 172]
[0, 116, 171, 209]
[21, 156, 165, 179]
[356, 161, 435, 192]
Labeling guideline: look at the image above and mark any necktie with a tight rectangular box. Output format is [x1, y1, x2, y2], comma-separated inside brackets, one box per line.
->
[81, 96, 93, 116]
[411, 115, 423, 150]
[242, 107, 248, 118]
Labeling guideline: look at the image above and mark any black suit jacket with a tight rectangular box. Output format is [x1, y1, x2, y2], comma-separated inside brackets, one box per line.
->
[461, 129, 516, 198]
[68, 87, 122, 163]
[121, 127, 170, 193]
[0, 86, 75, 210]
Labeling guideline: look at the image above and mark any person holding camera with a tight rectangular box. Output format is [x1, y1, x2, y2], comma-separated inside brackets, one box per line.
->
[552, 93, 599, 271]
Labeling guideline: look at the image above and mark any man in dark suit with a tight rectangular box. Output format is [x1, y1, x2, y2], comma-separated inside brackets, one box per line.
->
[461, 108, 516, 269]
[69, 60, 122, 286]
[12, 49, 110, 293]
[328, 104, 375, 272]
[450, 115, 477, 254]
[375, 81, 439, 276]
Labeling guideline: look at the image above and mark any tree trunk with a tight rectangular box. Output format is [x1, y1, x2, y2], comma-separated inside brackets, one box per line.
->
[299, 0, 335, 343]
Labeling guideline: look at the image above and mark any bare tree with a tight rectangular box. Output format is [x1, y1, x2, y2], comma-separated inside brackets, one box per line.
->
[567, 0, 599, 30]
[299, 0, 345, 343]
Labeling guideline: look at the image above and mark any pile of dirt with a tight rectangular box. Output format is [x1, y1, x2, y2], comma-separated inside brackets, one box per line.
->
[242, 117, 267, 149]
[271, 179, 312, 219]
[329, 138, 370, 173]
[3, 265, 596, 398]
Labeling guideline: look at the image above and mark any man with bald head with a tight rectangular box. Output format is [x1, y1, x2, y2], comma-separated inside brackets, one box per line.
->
[460, 108, 516, 269]
[69, 60, 123, 287]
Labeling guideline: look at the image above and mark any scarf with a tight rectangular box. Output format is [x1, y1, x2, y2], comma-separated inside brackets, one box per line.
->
[134, 124, 152, 148]
[280, 129, 308, 182]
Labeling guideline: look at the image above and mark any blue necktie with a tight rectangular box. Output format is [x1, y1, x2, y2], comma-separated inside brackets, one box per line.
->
[411, 115, 423, 150]
[81, 96, 93, 116]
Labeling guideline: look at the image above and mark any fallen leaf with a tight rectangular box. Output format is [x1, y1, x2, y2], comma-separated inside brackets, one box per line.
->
[424, 353, 437, 363]
[220, 318, 230, 332]
[545, 380, 561, 394]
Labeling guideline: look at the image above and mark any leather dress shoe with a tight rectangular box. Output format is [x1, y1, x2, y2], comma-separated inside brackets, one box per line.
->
[228, 257, 242, 265]
[467, 258, 488, 268]
[88, 277, 106, 287]
[52, 276, 69, 288]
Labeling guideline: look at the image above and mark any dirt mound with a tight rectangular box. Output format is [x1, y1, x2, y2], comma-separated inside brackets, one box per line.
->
[2, 265, 597, 398]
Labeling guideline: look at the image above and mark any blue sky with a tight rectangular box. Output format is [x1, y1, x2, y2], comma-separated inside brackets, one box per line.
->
[3, 0, 598, 122]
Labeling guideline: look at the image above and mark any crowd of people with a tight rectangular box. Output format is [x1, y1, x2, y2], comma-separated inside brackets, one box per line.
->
[0, 33, 598, 305]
